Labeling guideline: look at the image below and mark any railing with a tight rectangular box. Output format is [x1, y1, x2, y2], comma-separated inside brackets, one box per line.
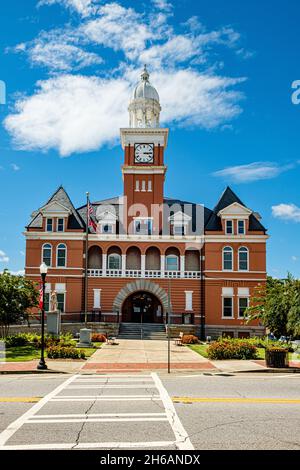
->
[88, 269, 201, 279]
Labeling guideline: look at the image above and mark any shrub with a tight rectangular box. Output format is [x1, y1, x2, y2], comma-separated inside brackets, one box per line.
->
[182, 334, 199, 344]
[4, 333, 29, 347]
[91, 333, 107, 343]
[47, 346, 85, 360]
[207, 338, 258, 360]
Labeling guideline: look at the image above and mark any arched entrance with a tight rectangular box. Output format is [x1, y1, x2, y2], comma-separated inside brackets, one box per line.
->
[122, 291, 163, 323]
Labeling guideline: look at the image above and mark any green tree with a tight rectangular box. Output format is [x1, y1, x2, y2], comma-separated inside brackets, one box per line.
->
[0, 270, 38, 337]
[246, 275, 300, 338]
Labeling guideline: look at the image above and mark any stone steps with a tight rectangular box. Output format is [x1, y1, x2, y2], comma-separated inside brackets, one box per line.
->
[118, 322, 167, 340]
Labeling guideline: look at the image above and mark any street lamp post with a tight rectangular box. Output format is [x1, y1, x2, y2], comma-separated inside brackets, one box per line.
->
[37, 262, 48, 370]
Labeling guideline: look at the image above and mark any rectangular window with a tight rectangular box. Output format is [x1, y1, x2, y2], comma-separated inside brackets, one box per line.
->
[238, 220, 245, 234]
[134, 219, 152, 235]
[223, 297, 233, 318]
[173, 224, 185, 236]
[57, 218, 64, 232]
[135, 180, 140, 191]
[148, 180, 152, 191]
[226, 220, 233, 234]
[57, 293, 65, 313]
[46, 218, 53, 232]
[141, 180, 146, 191]
[238, 297, 249, 318]
[185, 291, 193, 311]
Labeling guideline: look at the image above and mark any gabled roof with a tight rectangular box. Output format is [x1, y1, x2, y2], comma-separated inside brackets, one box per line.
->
[205, 186, 267, 233]
[27, 186, 84, 230]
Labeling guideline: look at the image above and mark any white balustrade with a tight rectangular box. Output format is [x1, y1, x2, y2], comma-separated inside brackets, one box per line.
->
[88, 269, 200, 279]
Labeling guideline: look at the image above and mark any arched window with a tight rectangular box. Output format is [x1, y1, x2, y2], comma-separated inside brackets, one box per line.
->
[108, 253, 121, 270]
[166, 255, 179, 271]
[223, 246, 233, 271]
[238, 247, 249, 271]
[42, 244, 52, 267]
[57, 244, 67, 267]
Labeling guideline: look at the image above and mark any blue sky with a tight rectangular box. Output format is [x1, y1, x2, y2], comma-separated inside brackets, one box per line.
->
[0, 0, 299, 276]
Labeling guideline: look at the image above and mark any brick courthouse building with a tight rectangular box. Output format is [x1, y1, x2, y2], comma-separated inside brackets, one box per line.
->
[25, 67, 268, 338]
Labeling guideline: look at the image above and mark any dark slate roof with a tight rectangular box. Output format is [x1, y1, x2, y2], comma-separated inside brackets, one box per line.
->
[205, 186, 267, 233]
[27, 186, 85, 230]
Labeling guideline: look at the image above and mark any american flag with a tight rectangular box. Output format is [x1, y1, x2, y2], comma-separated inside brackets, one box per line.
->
[88, 202, 97, 231]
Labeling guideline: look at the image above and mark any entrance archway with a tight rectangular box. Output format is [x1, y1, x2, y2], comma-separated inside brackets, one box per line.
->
[122, 291, 163, 323]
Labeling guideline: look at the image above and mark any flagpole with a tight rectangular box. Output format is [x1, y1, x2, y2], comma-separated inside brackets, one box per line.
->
[84, 191, 89, 329]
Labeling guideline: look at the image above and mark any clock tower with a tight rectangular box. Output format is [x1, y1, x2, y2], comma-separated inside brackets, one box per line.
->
[120, 66, 169, 235]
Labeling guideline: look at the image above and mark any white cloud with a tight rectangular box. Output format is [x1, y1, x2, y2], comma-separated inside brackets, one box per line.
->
[213, 162, 294, 183]
[38, 0, 98, 17]
[152, 0, 173, 12]
[139, 28, 239, 68]
[0, 250, 9, 263]
[4, 74, 130, 156]
[272, 203, 300, 223]
[0, 269, 25, 276]
[14, 30, 103, 72]
[4, 69, 244, 156]
[82, 3, 153, 61]
[292, 256, 298, 262]
[11, 163, 20, 171]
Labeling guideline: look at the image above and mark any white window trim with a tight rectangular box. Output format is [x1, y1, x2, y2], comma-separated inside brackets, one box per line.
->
[46, 218, 53, 232]
[222, 296, 234, 319]
[108, 253, 122, 270]
[238, 246, 249, 272]
[148, 180, 152, 192]
[57, 218, 65, 232]
[225, 220, 234, 235]
[185, 290, 193, 311]
[56, 243, 67, 268]
[238, 296, 249, 318]
[166, 254, 179, 271]
[42, 243, 52, 267]
[56, 292, 66, 313]
[222, 246, 233, 271]
[100, 223, 114, 234]
[135, 180, 140, 192]
[141, 180, 146, 192]
[237, 219, 245, 235]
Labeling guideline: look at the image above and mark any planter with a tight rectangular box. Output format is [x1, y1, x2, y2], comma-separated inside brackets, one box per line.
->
[265, 349, 289, 368]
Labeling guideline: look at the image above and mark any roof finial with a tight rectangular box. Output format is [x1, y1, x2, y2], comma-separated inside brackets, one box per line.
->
[141, 64, 149, 81]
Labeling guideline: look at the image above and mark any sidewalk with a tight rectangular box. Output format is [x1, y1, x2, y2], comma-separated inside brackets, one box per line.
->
[1, 340, 300, 374]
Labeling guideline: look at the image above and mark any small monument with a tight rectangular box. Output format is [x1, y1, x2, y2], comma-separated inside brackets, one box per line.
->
[47, 290, 61, 336]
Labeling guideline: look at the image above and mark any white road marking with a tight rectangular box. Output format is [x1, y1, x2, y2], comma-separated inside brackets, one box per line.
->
[151, 372, 194, 450]
[0, 374, 77, 447]
[0, 441, 175, 450]
[31, 412, 166, 418]
[0, 372, 193, 450]
[51, 397, 162, 402]
[66, 384, 157, 389]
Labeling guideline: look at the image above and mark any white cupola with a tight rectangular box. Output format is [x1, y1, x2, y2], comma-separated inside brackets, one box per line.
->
[128, 66, 161, 128]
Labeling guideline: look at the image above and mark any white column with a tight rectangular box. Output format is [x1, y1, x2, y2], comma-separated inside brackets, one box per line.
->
[180, 255, 185, 278]
[122, 254, 126, 277]
[93, 289, 101, 309]
[102, 253, 107, 276]
[160, 255, 165, 277]
[141, 254, 146, 277]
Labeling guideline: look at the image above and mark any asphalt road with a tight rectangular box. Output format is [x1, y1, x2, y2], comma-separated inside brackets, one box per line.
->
[0, 373, 299, 450]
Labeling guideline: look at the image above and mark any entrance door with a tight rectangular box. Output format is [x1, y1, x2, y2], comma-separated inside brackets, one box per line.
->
[122, 291, 163, 323]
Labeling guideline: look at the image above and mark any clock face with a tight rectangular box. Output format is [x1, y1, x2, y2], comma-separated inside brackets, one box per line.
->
[134, 143, 154, 163]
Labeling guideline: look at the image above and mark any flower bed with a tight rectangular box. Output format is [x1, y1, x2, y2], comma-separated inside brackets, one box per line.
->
[207, 338, 258, 360]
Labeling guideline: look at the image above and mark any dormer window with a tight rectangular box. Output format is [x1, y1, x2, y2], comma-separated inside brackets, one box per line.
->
[238, 220, 245, 235]
[46, 218, 53, 232]
[102, 224, 113, 234]
[134, 218, 152, 235]
[173, 224, 186, 236]
[57, 218, 64, 232]
[225, 220, 233, 234]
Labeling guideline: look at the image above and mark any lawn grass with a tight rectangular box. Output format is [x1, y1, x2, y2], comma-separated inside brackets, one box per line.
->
[3, 341, 102, 362]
